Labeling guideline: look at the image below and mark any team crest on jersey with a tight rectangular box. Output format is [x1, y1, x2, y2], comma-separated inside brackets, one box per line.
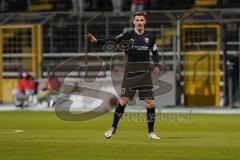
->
[144, 38, 149, 43]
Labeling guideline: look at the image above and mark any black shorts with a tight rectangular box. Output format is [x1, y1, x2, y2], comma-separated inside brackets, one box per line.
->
[121, 71, 154, 100]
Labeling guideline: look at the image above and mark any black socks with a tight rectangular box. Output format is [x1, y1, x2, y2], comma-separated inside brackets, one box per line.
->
[112, 103, 126, 128]
[147, 108, 156, 133]
[112, 103, 155, 133]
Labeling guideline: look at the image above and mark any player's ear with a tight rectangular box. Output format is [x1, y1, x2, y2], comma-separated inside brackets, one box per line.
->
[132, 19, 135, 27]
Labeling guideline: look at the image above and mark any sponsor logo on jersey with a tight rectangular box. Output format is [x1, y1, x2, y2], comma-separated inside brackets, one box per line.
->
[134, 46, 149, 50]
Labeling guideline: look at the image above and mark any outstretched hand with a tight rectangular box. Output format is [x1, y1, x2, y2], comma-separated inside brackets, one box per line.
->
[85, 33, 97, 43]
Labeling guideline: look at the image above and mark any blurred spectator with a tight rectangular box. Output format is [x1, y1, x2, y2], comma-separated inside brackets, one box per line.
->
[0, 0, 7, 12]
[37, 74, 79, 108]
[131, 0, 145, 12]
[71, 0, 84, 13]
[12, 69, 36, 108]
[111, 0, 122, 12]
[37, 74, 60, 107]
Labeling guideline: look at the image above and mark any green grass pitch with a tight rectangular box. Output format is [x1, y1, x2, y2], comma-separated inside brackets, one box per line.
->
[0, 111, 240, 160]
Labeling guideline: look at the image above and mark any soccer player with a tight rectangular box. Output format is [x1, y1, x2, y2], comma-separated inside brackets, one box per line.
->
[85, 11, 160, 139]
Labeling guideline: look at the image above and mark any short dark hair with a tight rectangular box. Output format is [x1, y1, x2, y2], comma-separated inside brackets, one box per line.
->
[133, 11, 147, 19]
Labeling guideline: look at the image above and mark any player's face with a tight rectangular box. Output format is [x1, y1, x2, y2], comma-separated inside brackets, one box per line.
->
[133, 16, 146, 31]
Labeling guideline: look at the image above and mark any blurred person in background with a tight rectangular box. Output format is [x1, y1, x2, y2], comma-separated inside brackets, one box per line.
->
[0, 0, 7, 12]
[12, 69, 36, 108]
[37, 74, 60, 108]
[131, 0, 145, 12]
[71, 0, 84, 14]
[37, 74, 78, 108]
[111, 0, 122, 12]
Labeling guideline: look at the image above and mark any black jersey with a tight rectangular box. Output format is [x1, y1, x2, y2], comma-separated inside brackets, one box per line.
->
[97, 30, 158, 100]
[97, 30, 159, 66]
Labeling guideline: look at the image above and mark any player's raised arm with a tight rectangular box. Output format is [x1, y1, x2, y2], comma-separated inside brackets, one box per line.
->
[85, 32, 127, 45]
